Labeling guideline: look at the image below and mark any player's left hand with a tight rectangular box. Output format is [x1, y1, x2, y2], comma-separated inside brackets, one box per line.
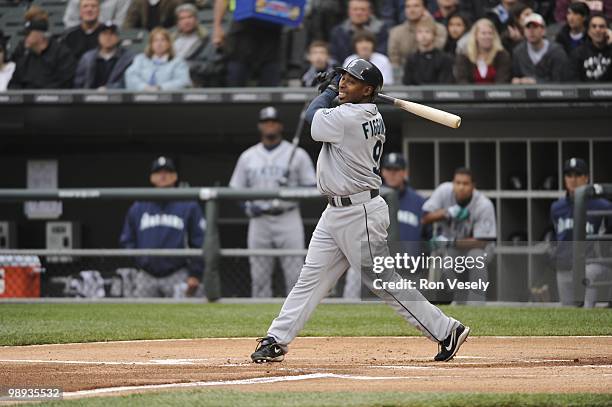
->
[186, 277, 200, 297]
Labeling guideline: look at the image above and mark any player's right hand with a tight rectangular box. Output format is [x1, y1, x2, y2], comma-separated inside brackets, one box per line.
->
[446, 204, 469, 221]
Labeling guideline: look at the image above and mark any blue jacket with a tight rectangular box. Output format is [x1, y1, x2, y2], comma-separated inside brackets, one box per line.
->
[125, 53, 191, 91]
[74, 46, 135, 89]
[119, 200, 205, 278]
[550, 195, 612, 270]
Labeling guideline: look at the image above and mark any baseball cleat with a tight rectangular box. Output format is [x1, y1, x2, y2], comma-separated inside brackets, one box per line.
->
[251, 336, 285, 363]
[434, 324, 470, 362]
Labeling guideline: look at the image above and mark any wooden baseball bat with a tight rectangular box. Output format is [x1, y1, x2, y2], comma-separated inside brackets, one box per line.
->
[376, 94, 462, 129]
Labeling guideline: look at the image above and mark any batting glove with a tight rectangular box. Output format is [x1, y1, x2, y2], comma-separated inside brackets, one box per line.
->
[314, 71, 340, 94]
[446, 204, 470, 221]
[244, 202, 263, 218]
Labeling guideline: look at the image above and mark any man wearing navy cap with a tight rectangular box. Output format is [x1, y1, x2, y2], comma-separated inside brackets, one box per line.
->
[74, 21, 135, 89]
[550, 157, 612, 307]
[9, 20, 76, 89]
[120, 156, 205, 298]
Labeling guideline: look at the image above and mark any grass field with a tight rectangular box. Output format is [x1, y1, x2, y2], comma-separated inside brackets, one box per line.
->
[29, 391, 612, 407]
[1, 303, 612, 346]
[3, 303, 611, 406]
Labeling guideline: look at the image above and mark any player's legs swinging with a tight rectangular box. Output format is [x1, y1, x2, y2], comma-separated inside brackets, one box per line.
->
[265, 196, 458, 349]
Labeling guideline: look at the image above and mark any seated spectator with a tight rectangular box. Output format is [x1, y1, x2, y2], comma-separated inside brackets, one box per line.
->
[330, 0, 389, 64]
[433, 0, 459, 24]
[63, 0, 130, 29]
[556, 2, 590, 55]
[343, 31, 394, 84]
[213, 0, 283, 87]
[125, 27, 191, 90]
[0, 38, 16, 91]
[62, 0, 104, 60]
[568, 13, 612, 81]
[403, 18, 454, 84]
[444, 12, 471, 54]
[454, 18, 512, 83]
[301, 41, 335, 87]
[388, 0, 447, 68]
[125, 0, 183, 31]
[171, 4, 222, 86]
[501, 2, 533, 52]
[512, 13, 569, 83]
[9, 5, 49, 63]
[382, 0, 406, 27]
[555, 0, 612, 24]
[9, 20, 77, 89]
[74, 21, 135, 89]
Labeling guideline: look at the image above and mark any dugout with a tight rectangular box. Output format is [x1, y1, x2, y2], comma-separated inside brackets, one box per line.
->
[0, 84, 611, 298]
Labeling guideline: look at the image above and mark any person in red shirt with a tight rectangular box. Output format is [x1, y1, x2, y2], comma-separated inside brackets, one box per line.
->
[453, 18, 511, 83]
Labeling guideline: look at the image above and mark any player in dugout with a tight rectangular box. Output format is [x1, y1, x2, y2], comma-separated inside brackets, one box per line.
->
[120, 156, 205, 298]
[550, 157, 612, 307]
[422, 167, 496, 304]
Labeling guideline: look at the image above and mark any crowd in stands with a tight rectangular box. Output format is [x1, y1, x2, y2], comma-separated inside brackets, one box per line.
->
[0, 0, 611, 91]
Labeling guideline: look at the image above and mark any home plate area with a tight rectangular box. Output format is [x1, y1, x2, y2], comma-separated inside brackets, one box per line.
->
[0, 337, 610, 399]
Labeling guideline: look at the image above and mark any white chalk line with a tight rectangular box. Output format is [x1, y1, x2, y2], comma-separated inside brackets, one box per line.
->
[0, 358, 212, 366]
[2, 335, 610, 348]
[61, 373, 406, 399]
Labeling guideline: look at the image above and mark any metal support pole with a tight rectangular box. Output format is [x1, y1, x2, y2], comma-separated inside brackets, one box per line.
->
[203, 199, 221, 301]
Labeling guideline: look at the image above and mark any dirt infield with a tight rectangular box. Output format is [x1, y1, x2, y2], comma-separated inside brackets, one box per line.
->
[0, 336, 611, 400]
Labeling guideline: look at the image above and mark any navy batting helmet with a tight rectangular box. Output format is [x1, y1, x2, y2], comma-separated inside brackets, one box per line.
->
[335, 58, 384, 94]
[382, 153, 406, 169]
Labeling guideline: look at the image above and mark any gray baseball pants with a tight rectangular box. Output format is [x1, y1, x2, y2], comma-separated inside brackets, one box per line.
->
[248, 208, 305, 297]
[268, 195, 458, 346]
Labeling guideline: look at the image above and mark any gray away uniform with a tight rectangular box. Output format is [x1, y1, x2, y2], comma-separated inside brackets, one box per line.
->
[267, 103, 459, 346]
[230, 140, 316, 297]
[423, 182, 497, 303]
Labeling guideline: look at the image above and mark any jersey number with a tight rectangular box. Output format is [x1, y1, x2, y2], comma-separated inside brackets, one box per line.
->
[372, 140, 383, 175]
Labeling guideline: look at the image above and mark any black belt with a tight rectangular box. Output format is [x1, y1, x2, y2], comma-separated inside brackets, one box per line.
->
[327, 189, 379, 207]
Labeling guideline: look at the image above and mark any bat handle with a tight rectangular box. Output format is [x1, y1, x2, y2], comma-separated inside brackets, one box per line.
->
[375, 94, 396, 105]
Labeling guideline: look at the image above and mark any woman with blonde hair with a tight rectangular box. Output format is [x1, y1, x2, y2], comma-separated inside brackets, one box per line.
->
[454, 18, 511, 84]
[125, 27, 191, 91]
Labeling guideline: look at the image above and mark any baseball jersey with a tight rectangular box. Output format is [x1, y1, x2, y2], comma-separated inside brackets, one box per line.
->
[422, 182, 496, 240]
[311, 103, 385, 197]
[119, 201, 205, 278]
[550, 196, 612, 270]
[229, 140, 316, 209]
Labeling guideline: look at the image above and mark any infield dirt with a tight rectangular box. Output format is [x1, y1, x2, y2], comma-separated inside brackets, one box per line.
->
[0, 336, 610, 400]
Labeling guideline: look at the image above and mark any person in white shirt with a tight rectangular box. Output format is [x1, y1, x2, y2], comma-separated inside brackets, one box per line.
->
[343, 30, 394, 85]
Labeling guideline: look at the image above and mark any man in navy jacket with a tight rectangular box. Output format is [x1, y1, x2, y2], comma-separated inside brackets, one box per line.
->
[74, 21, 134, 89]
[120, 156, 205, 297]
[550, 157, 612, 307]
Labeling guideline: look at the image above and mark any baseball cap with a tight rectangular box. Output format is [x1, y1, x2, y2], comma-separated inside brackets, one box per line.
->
[259, 106, 281, 122]
[151, 156, 176, 173]
[523, 13, 546, 27]
[23, 19, 48, 34]
[381, 153, 407, 169]
[563, 157, 588, 175]
[100, 21, 119, 33]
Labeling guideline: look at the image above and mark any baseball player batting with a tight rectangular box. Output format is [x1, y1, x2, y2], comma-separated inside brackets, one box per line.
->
[251, 58, 470, 363]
